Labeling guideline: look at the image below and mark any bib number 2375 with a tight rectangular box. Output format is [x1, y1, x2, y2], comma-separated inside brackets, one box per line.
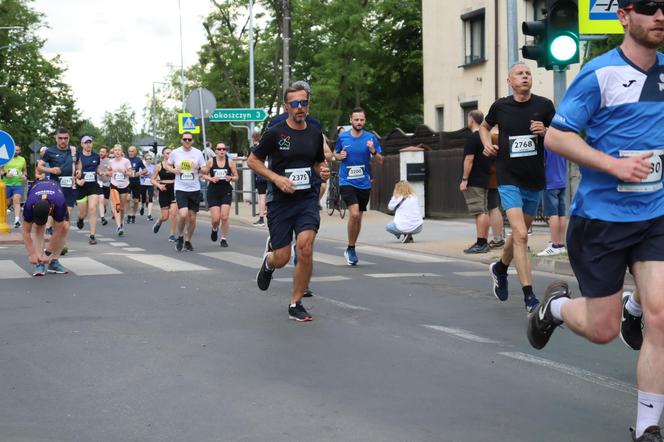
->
[285, 167, 311, 190]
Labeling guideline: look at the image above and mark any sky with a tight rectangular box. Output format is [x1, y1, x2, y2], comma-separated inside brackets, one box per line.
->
[34, 0, 214, 130]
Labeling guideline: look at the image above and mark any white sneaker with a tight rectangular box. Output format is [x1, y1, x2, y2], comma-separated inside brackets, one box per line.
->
[537, 245, 565, 257]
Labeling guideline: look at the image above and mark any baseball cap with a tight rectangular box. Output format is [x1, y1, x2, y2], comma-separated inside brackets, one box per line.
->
[81, 135, 93, 143]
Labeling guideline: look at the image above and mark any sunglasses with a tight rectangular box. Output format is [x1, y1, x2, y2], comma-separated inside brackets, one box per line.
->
[625, 2, 664, 15]
[216, 147, 227, 151]
[182, 138, 193, 142]
[288, 99, 309, 108]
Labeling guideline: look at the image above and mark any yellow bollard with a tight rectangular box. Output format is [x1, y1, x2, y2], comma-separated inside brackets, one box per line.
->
[0, 181, 9, 234]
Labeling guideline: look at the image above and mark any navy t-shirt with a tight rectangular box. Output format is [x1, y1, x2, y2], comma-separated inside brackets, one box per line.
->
[42, 146, 75, 181]
[128, 156, 145, 185]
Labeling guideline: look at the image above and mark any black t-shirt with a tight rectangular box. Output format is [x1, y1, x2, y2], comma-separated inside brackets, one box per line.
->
[253, 120, 324, 203]
[463, 131, 491, 189]
[485, 94, 555, 190]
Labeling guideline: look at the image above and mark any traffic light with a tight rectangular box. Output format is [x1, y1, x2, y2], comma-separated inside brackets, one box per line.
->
[522, 0, 579, 70]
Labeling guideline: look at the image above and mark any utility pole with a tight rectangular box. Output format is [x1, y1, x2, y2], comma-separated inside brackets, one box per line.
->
[249, 0, 255, 144]
[282, 0, 291, 103]
[177, 0, 186, 111]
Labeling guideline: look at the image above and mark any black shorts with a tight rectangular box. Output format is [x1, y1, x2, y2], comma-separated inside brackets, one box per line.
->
[129, 181, 142, 199]
[158, 185, 175, 208]
[61, 187, 76, 208]
[77, 182, 102, 199]
[101, 185, 110, 199]
[488, 188, 500, 211]
[110, 184, 131, 195]
[140, 185, 154, 203]
[340, 185, 371, 212]
[256, 180, 267, 195]
[267, 196, 320, 250]
[567, 215, 664, 297]
[175, 190, 201, 212]
[207, 187, 233, 207]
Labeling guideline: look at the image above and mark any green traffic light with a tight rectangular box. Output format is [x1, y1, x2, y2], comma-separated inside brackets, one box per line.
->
[549, 33, 578, 63]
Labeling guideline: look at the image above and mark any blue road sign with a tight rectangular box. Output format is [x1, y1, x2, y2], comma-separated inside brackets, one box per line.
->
[0, 130, 16, 167]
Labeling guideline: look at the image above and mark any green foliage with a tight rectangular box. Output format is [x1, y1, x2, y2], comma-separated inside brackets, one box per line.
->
[583, 33, 664, 65]
[101, 103, 136, 147]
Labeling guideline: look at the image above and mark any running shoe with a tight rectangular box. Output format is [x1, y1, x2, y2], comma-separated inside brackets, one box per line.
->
[620, 291, 643, 351]
[100, 217, 108, 226]
[47, 259, 68, 274]
[464, 242, 490, 254]
[76, 218, 84, 229]
[211, 228, 218, 242]
[253, 218, 266, 227]
[525, 294, 540, 313]
[14, 219, 20, 228]
[220, 238, 228, 248]
[256, 255, 274, 291]
[140, 206, 144, 216]
[152, 222, 161, 234]
[344, 247, 359, 266]
[288, 303, 312, 322]
[46, 227, 53, 236]
[168, 234, 178, 242]
[630, 426, 663, 442]
[118, 225, 124, 236]
[537, 244, 566, 257]
[489, 238, 505, 248]
[89, 235, 97, 245]
[184, 241, 194, 252]
[527, 281, 570, 350]
[303, 287, 313, 298]
[403, 233, 414, 243]
[489, 261, 509, 301]
[33, 263, 46, 277]
[175, 237, 184, 251]
[147, 215, 153, 221]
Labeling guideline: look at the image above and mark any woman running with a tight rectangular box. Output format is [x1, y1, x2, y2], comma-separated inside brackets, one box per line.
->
[97, 146, 111, 226]
[140, 153, 156, 221]
[107, 144, 133, 236]
[203, 142, 238, 247]
[151, 148, 178, 241]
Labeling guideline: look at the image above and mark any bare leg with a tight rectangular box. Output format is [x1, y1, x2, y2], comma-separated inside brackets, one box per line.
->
[186, 211, 196, 241]
[87, 195, 98, 235]
[347, 204, 363, 246]
[489, 207, 504, 240]
[220, 204, 231, 237]
[501, 208, 534, 287]
[291, 230, 316, 305]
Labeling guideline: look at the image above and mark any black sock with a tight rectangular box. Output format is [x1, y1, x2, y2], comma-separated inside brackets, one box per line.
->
[522, 285, 535, 299]
[348, 245, 355, 251]
[477, 237, 488, 246]
[494, 260, 509, 274]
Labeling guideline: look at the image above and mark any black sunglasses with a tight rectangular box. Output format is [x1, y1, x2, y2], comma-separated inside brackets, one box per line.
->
[626, 2, 664, 15]
[216, 147, 227, 151]
[182, 138, 193, 142]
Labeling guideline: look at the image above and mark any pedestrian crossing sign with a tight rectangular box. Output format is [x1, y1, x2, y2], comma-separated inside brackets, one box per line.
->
[178, 112, 200, 134]
[579, 0, 624, 34]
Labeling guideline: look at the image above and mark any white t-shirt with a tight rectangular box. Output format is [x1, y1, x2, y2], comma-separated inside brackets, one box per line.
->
[388, 195, 423, 233]
[167, 147, 206, 192]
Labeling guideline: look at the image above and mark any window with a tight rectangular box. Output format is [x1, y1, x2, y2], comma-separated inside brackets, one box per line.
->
[461, 9, 485, 66]
[460, 101, 478, 127]
[436, 106, 444, 131]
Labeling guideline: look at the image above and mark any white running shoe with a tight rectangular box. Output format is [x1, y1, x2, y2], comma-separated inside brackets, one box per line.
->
[537, 245, 565, 257]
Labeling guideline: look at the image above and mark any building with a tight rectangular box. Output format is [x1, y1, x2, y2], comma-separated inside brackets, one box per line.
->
[422, 0, 583, 131]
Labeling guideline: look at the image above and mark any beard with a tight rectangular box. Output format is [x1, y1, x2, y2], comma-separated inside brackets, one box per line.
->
[628, 19, 664, 49]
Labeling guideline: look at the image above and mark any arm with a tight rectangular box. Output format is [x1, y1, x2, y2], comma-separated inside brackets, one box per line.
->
[314, 161, 330, 182]
[151, 164, 165, 190]
[227, 158, 239, 182]
[460, 155, 473, 192]
[387, 196, 402, 211]
[479, 121, 497, 158]
[368, 136, 384, 166]
[201, 159, 217, 183]
[37, 158, 61, 175]
[22, 222, 42, 264]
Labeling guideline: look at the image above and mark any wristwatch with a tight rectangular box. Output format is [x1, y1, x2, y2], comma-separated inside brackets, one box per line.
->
[461, 177, 468, 181]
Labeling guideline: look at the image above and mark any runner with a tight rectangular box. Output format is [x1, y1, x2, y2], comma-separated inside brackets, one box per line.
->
[74, 135, 102, 245]
[21, 180, 70, 276]
[251, 132, 268, 227]
[1, 144, 27, 228]
[164, 132, 208, 252]
[140, 153, 156, 221]
[107, 144, 133, 236]
[527, 2, 664, 440]
[203, 142, 239, 247]
[126, 145, 146, 224]
[150, 148, 178, 241]
[335, 107, 383, 265]
[97, 145, 111, 226]
[38, 128, 78, 220]
[247, 82, 330, 321]
[479, 62, 555, 313]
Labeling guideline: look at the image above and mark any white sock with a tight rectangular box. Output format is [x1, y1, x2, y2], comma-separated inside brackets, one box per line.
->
[636, 391, 664, 437]
[289, 303, 297, 308]
[212, 227, 218, 232]
[550, 297, 570, 322]
[626, 292, 643, 317]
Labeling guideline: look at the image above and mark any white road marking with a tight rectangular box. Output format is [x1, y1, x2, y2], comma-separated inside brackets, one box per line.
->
[454, 270, 518, 277]
[499, 352, 636, 396]
[199, 251, 263, 268]
[366, 272, 440, 278]
[349, 245, 454, 263]
[314, 252, 375, 266]
[122, 247, 145, 252]
[422, 325, 501, 344]
[0, 260, 31, 279]
[315, 295, 371, 311]
[110, 242, 129, 247]
[98, 238, 113, 242]
[122, 254, 209, 272]
[58, 257, 122, 276]
[274, 275, 350, 283]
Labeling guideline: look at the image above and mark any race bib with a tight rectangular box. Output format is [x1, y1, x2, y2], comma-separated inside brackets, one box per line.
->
[59, 176, 73, 188]
[285, 167, 311, 190]
[509, 135, 537, 158]
[347, 165, 365, 180]
[114, 172, 127, 182]
[181, 172, 195, 181]
[618, 149, 664, 193]
[84, 172, 96, 182]
[213, 169, 227, 179]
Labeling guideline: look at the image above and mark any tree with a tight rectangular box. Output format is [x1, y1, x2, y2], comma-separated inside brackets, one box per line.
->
[101, 103, 136, 147]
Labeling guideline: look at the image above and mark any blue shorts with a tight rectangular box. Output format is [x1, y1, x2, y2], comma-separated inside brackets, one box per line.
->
[498, 185, 542, 217]
[267, 196, 320, 250]
[543, 188, 566, 217]
[5, 185, 22, 198]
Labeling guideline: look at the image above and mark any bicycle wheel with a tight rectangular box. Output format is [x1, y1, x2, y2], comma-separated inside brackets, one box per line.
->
[327, 192, 336, 216]
[338, 197, 346, 219]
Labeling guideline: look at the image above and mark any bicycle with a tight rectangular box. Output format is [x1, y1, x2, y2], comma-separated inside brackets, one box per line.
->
[326, 171, 346, 219]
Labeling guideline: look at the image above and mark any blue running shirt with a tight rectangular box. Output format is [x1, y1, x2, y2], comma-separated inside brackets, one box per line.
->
[335, 130, 382, 189]
[551, 48, 664, 222]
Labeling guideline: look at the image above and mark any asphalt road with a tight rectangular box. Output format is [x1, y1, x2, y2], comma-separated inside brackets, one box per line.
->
[0, 212, 639, 442]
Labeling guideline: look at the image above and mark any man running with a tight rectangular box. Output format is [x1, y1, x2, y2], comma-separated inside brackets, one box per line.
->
[22, 180, 70, 276]
[164, 132, 208, 252]
[38, 128, 78, 220]
[1, 144, 27, 228]
[527, 2, 664, 440]
[335, 107, 383, 265]
[74, 135, 102, 244]
[247, 82, 330, 321]
[126, 145, 146, 224]
[480, 62, 555, 313]
[203, 142, 239, 247]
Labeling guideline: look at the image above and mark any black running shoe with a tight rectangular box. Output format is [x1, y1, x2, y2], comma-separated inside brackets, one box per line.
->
[303, 287, 313, 298]
[256, 255, 274, 291]
[147, 215, 153, 221]
[76, 218, 84, 230]
[489, 262, 509, 301]
[184, 241, 194, 252]
[220, 238, 228, 248]
[152, 222, 161, 234]
[140, 206, 144, 216]
[100, 217, 108, 226]
[525, 294, 540, 314]
[621, 291, 643, 351]
[631, 426, 664, 442]
[211, 229, 218, 242]
[288, 303, 312, 322]
[527, 281, 570, 350]
[89, 235, 97, 245]
[464, 242, 490, 254]
[175, 236, 184, 252]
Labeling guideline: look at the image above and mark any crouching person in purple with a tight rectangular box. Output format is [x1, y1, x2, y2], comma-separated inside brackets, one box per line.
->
[22, 180, 70, 276]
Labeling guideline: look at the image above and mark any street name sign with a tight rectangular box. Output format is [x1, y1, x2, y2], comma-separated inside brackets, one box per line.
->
[0, 130, 16, 167]
[209, 108, 267, 123]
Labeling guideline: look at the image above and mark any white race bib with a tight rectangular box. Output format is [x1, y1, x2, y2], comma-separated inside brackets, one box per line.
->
[84, 172, 96, 182]
[618, 149, 664, 192]
[114, 172, 127, 182]
[509, 135, 537, 158]
[180, 172, 195, 181]
[347, 165, 365, 180]
[285, 167, 311, 190]
[213, 169, 227, 179]
[59, 176, 73, 188]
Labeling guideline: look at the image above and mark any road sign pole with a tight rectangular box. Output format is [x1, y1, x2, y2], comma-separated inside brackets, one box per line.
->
[198, 88, 207, 149]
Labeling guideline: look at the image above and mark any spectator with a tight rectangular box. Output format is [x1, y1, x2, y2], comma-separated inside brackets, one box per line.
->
[537, 148, 567, 256]
[385, 180, 423, 243]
